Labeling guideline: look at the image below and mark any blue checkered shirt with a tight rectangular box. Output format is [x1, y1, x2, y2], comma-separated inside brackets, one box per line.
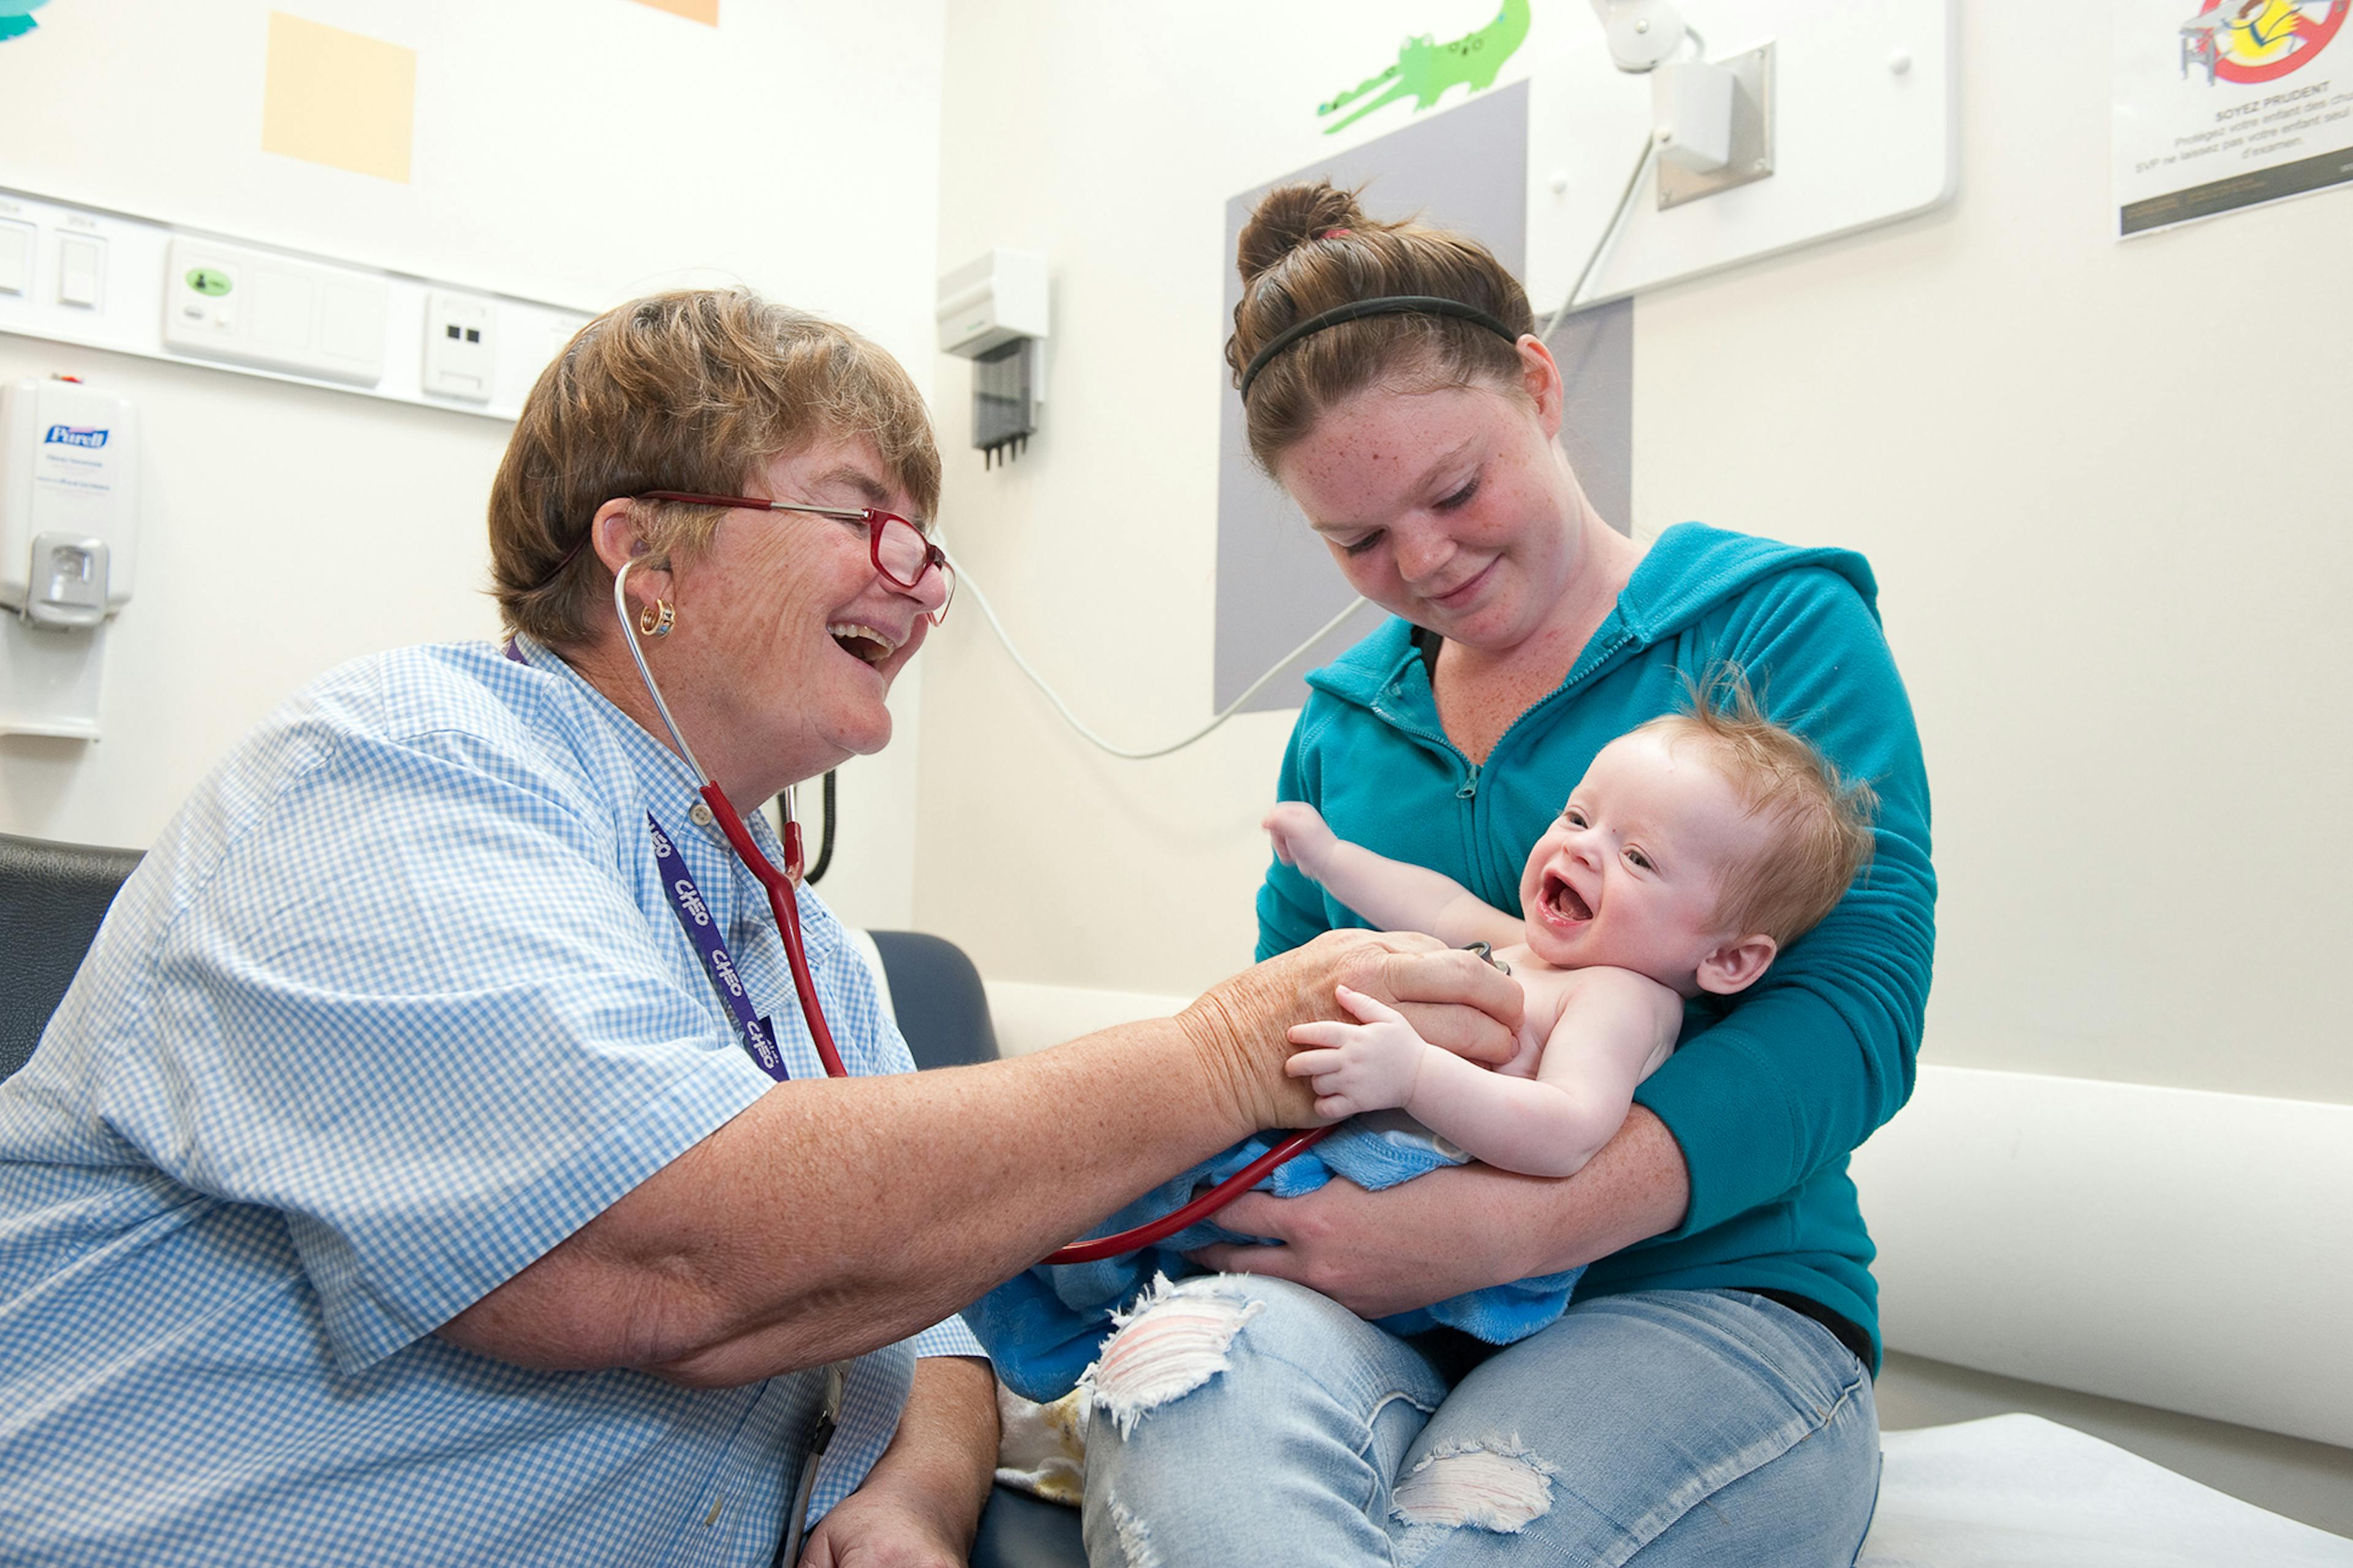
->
[0, 638, 986, 1566]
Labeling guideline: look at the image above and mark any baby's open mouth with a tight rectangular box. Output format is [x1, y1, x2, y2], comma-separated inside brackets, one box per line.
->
[1542, 872, 1593, 923]
[828, 623, 898, 666]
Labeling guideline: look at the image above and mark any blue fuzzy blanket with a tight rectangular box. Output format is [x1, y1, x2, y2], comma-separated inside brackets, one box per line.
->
[966, 1115, 1586, 1402]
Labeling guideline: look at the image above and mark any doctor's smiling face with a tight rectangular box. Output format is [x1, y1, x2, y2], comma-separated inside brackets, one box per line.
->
[658, 437, 947, 792]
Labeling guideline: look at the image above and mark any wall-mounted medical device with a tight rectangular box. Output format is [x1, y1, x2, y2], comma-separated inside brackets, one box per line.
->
[1526, 0, 1953, 315]
[936, 248, 1048, 469]
[0, 374, 139, 738]
[1590, 0, 1689, 71]
[1586, 0, 1773, 208]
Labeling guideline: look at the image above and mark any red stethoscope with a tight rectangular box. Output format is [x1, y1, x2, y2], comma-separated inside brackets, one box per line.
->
[611, 558, 1330, 1270]
[613, 550, 1342, 1568]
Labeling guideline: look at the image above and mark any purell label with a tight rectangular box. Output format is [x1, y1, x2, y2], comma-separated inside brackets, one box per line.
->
[33, 424, 116, 501]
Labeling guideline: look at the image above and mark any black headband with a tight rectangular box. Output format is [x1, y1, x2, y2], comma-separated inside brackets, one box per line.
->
[1237, 294, 1521, 401]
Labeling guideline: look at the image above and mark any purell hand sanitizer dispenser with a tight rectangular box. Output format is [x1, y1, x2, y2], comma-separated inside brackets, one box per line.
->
[0, 376, 140, 738]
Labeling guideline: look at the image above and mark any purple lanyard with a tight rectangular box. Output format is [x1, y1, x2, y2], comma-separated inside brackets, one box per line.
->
[505, 640, 793, 1081]
[648, 812, 792, 1081]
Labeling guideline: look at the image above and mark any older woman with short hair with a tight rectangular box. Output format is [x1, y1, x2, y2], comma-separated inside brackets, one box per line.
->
[0, 288, 1520, 1566]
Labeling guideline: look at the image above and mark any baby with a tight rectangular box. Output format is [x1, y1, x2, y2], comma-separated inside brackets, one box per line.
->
[1266, 681, 1876, 1179]
[968, 682, 1881, 1403]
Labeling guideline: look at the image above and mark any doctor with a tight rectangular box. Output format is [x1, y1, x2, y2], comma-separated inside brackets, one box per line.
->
[0, 288, 1520, 1567]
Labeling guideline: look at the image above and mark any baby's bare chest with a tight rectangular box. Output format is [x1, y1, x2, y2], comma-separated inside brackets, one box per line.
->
[1494, 949, 1593, 1078]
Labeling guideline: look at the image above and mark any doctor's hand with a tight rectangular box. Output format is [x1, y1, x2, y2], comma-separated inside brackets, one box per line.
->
[796, 1488, 965, 1568]
[1180, 931, 1523, 1134]
[798, 1357, 993, 1568]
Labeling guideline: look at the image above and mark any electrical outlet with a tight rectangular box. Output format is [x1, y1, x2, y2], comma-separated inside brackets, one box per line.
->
[422, 290, 496, 402]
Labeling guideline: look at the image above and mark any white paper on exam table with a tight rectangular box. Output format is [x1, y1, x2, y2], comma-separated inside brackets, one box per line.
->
[1859, 1414, 2353, 1567]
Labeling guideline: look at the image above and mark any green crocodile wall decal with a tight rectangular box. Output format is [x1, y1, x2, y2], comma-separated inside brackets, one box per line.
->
[1316, 0, 1531, 135]
[0, 0, 51, 44]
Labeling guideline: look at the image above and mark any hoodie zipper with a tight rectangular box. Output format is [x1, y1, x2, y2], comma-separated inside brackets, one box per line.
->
[1364, 623, 1639, 897]
[1470, 627, 1636, 886]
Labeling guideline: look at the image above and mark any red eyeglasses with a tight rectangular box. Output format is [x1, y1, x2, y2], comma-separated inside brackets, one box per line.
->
[637, 491, 957, 625]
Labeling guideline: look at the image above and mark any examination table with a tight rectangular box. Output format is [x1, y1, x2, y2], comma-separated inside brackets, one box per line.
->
[7, 831, 2347, 1567]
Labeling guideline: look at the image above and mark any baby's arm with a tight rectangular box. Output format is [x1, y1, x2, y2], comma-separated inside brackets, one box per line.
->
[1264, 801, 1523, 949]
[1287, 971, 1682, 1178]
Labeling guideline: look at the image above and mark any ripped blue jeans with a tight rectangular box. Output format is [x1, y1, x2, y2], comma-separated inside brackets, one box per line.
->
[1081, 1280, 1879, 1567]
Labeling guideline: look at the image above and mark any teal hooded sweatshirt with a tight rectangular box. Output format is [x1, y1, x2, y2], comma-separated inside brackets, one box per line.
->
[1257, 523, 1935, 1369]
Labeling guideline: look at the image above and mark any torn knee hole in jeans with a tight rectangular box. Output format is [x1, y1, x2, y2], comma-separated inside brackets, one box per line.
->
[1083, 1273, 1265, 1437]
[1392, 1438, 1559, 1533]
[1103, 1492, 1161, 1568]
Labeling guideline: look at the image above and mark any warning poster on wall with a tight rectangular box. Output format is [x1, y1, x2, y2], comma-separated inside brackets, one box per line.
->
[2114, 1, 2353, 235]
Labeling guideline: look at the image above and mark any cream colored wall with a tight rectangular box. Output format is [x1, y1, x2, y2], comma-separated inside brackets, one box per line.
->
[919, 4, 2353, 1104]
[0, 0, 945, 930]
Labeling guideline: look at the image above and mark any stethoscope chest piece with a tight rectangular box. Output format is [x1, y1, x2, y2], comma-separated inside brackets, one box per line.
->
[1463, 940, 1512, 977]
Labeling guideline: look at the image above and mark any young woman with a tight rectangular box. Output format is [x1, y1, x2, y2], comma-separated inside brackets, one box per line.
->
[1080, 184, 1934, 1567]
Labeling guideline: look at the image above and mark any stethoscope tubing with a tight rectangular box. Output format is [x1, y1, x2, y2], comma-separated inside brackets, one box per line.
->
[1038, 1125, 1333, 1265]
[612, 550, 1327, 1560]
[614, 557, 1315, 1260]
[616, 559, 849, 1079]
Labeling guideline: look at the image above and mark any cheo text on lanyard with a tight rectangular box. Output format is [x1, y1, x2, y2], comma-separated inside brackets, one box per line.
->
[648, 811, 793, 1081]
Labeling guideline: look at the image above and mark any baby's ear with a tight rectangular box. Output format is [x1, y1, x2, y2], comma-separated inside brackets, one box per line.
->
[1696, 934, 1778, 996]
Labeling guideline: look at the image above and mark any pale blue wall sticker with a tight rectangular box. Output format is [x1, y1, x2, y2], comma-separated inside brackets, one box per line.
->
[0, 0, 51, 44]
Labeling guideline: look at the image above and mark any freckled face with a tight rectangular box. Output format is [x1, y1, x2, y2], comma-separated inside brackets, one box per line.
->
[664, 436, 947, 787]
[1271, 377, 1580, 654]
[1517, 730, 1773, 991]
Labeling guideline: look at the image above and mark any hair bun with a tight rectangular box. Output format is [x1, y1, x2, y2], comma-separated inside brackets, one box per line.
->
[1237, 182, 1368, 286]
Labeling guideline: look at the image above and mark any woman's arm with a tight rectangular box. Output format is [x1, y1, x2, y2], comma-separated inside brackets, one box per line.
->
[1189, 1107, 1689, 1317]
[798, 1355, 996, 1567]
[1265, 802, 1524, 949]
[437, 932, 1525, 1384]
[1626, 571, 1934, 1234]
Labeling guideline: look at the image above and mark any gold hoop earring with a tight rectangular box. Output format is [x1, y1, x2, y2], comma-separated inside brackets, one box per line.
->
[637, 599, 675, 638]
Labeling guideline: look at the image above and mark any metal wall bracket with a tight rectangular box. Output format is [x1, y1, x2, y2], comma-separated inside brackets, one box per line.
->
[1657, 42, 1775, 210]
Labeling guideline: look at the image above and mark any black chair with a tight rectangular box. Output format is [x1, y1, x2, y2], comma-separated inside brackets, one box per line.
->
[0, 836, 1085, 1567]
[1, 831, 144, 1082]
[864, 929, 1088, 1568]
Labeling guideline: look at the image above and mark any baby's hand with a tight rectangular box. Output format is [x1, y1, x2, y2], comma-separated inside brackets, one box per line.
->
[1285, 984, 1426, 1120]
[1263, 801, 1339, 878]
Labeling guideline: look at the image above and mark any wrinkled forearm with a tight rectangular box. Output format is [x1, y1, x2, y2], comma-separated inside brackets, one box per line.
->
[849, 1355, 998, 1540]
[444, 1020, 1251, 1383]
[443, 933, 1523, 1384]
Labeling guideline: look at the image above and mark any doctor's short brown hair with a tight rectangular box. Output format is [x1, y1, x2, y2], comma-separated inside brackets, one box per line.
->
[488, 289, 940, 646]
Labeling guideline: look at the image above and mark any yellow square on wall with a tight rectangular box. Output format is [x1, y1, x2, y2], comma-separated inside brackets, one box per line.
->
[261, 13, 417, 184]
[627, 0, 721, 23]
